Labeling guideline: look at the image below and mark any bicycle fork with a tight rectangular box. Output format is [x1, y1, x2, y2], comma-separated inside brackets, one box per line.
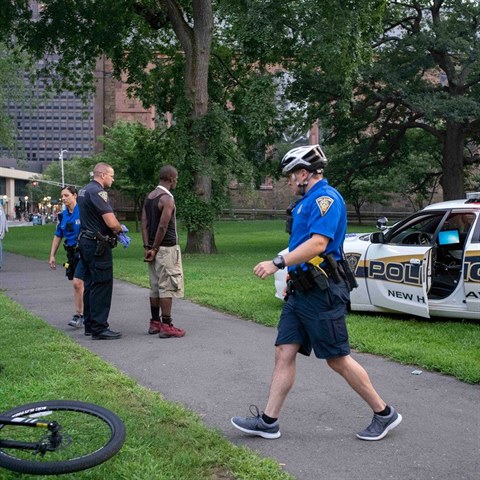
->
[0, 417, 62, 454]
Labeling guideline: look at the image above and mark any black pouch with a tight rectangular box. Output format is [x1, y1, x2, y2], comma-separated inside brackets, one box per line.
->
[289, 267, 316, 292]
[108, 236, 118, 248]
[285, 199, 300, 234]
[339, 259, 358, 291]
[311, 268, 329, 291]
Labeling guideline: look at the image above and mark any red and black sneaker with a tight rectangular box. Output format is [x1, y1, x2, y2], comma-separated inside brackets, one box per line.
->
[159, 323, 186, 338]
[148, 320, 162, 335]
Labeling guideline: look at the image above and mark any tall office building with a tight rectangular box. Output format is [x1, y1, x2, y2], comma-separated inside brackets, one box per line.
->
[1, 69, 95, 170]
[1, 2, 155, 174]
[1, 55, 155, 174]
[0, 0, 95, 172]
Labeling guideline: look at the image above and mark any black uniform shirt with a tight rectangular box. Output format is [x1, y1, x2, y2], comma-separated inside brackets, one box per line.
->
[78, 180, 114, 236]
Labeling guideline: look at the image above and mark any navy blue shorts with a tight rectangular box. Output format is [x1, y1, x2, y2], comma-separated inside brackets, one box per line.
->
[276, 278, 351, 359]
[74, 258, 85, 281]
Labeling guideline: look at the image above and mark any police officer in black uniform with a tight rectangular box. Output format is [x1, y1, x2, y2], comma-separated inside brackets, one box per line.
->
[78, 162, 123, 340]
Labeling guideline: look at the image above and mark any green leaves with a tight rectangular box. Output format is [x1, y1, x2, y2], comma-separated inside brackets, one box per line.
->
[324, 0, 480, 202]
[0, 44, 30, 150]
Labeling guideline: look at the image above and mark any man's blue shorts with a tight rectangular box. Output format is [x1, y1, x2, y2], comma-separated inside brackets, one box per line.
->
[276, 278, 351, 359]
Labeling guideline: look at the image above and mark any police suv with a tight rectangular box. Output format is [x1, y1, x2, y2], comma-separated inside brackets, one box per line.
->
[275, 192, 480, 320]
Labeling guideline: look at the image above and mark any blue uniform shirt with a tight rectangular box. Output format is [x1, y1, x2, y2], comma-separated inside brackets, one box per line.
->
[288, 178, 347, 271]
[54, 204, 81, 247]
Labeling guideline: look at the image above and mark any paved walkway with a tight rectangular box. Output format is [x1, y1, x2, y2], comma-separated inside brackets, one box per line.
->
[1, 252, 479, 480]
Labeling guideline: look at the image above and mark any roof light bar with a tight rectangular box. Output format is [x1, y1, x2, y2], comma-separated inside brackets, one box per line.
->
[465, 192, 480, 202]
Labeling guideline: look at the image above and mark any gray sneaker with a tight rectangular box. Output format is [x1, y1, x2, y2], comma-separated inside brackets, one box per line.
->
[231, 405, 281, 439]
[68, 314, 84, 328]
[356, 407, 402, 441]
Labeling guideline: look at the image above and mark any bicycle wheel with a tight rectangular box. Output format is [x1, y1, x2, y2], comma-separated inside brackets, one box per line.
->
[0, 400, 126, 475]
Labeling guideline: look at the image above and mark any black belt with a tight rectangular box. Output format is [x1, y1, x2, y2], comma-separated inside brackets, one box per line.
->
[79, 231, 97, 241]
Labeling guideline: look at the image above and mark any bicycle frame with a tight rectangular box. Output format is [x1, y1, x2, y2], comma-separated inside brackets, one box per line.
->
[0, 415, 61, 453]
[0, 400, 125, 475]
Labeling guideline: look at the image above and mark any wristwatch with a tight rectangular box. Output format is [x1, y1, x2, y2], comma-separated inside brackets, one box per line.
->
[272, 255, 286, 269]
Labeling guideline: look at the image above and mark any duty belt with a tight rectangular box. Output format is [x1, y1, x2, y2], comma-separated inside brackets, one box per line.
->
[288, 263, 329, 294]
[79, 230, 97, 241]
[64, 244, 79, 253]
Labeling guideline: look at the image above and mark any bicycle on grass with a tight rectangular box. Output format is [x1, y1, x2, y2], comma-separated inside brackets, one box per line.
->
[0, 400, 126, 475]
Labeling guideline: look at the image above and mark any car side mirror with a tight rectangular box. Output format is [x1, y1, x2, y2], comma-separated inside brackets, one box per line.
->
[370, 231, 386, 244]
[376, 216, 388, 230]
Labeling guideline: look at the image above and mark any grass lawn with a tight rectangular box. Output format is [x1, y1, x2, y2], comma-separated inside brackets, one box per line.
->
[0, 295, 292, 480]
[3, 219, 480, 383]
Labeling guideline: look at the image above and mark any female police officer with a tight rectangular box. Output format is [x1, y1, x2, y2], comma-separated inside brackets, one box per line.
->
[231, 145, 402, 441]
[49, 186, 84, 328]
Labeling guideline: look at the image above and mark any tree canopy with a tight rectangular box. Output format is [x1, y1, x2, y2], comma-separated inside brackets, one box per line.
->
[0, 44, 29, 150]
[316, 0, 480, 202]
[2, 0, 386, 248]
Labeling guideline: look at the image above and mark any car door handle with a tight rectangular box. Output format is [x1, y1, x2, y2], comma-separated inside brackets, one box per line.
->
[410, 258, 421, 265]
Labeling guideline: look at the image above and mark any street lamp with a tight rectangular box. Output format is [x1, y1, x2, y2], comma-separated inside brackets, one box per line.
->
[59, 149, 68, 187]
[24, 196, 29, 215]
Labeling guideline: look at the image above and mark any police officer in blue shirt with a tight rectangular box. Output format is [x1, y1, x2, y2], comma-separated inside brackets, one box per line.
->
[49, 186, 85, 328]
[78, 163, 124, 340]
[231, 145, 402, 441]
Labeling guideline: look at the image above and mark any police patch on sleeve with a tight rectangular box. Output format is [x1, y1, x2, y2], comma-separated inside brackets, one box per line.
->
[98, 191, 108, 202]
[316, 196, 334, 216]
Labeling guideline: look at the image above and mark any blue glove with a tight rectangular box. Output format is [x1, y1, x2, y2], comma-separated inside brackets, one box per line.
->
[118, 233, 131, 248]
[120, 224, 129, 233]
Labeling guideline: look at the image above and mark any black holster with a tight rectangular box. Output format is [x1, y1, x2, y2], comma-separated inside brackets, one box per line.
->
[63, 244, 79, 280]
[324, 253, 358, 292]
[95, 232, 117, 256]
[94, 240, 107, 257]
[324, 254, 342, 284]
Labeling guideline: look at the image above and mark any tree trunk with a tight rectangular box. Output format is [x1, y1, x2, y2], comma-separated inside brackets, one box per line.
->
[185, 229, 216, 253]
[355, 204, 362, 225]
[441, 121, 465, 201]
[165, 0, 216, 253]
[134, 194, 142, 233]
[186, 2, 216, 253]
[185, 171, 217, 253]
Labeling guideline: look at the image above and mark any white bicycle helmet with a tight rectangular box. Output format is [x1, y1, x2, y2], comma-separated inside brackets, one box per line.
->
[280, 144, 328, 174]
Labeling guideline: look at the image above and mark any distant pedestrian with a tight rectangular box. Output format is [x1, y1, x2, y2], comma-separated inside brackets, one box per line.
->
[49, 186, 84, 328]
[141, 165, 185, 338]
[0, 203, 8, 270]
[78, 162, 127, 340]
[231, 145, 402, 441]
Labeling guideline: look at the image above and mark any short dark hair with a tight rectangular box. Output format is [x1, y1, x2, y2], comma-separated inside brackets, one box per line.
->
[62, 185, 77, 195]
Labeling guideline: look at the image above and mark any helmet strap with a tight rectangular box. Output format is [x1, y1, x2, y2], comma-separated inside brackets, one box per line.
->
[295, 172, 313, 196]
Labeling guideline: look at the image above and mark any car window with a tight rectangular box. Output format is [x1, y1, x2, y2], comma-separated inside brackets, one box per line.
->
[438, 212, 476, 254]
[387, 212, 446, 245]
[440, 212, 475, 234]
